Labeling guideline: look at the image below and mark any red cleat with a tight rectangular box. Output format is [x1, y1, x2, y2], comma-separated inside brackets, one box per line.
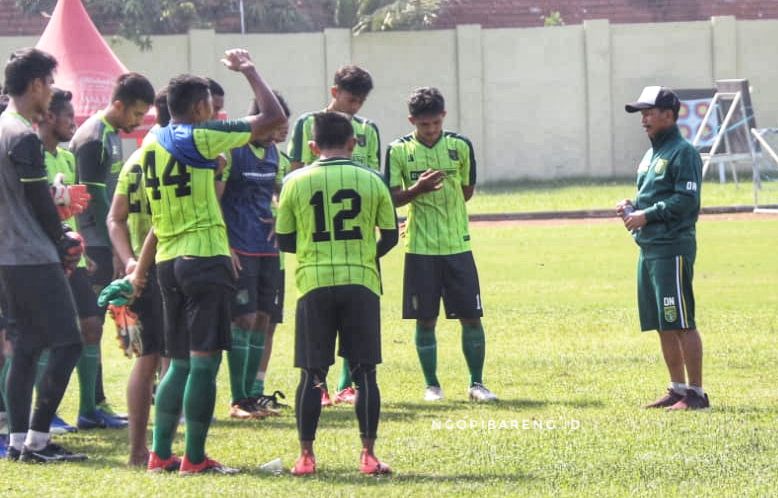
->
[147, 451, 181, 473]
[291, 452, 316, 476]
[321, 389, 333, 407]
[360, 450, 391, 475]
[179, 455, 239, 475]
[334, 386, 357, 405]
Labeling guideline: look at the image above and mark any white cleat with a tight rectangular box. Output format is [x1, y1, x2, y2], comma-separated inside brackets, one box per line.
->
[468, 383, 498, 402]
[424, 385, 444, 401]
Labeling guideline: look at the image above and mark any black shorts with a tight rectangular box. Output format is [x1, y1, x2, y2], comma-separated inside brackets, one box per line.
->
[130, 266, 165, 356]
[85, 245, 113, 293]
[402, 252, 484, 320]
[68, 268, 101, 319]
[158, 256, 235, 359]
[231, 254, 284, 324]
[0, 263, 81, 352]
[294, 285, 381, 369]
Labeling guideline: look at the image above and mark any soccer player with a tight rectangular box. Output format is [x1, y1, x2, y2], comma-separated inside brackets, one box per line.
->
[277, 111, 398, 476]
[107, 89, 172, 466]
[287, 64, 380, 405]
[71, 72, 155, 420]
[218, 91, 290, 419]
[127, 48, 286, 475]
[207, 78, 225, 119]
[386, 87, 497, 403]
[0, 47, 86, 462]
[619, 86, 708, 410]
[39, 88, 125, 431]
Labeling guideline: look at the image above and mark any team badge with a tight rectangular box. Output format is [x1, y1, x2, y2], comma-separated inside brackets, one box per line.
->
[654, 159, 668, 174]
[448, 149, 459, 161]
[356, 134, 366, 147]
[236, 289, 250, 306]
[663, 304, 678, 323]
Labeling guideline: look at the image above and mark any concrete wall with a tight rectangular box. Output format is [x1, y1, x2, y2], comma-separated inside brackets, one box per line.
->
[5, 16, 777, 182]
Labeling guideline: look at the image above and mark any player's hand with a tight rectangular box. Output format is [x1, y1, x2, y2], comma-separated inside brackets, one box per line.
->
[57, 226, 84, 276]
[124, 257, 138, 276]
[412, 169, 445, 195]
[230, 248, 242, 280]
[221, 49, 254, 73]
[616, 198, 633, 218]
[260, 216, 277, 246]
[85, 255, 97, 274]
[113, 252, 125, 279]
[623, 210, 647, 231]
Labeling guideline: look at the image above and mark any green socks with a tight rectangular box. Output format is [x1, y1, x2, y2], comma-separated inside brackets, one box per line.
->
[152, 358, 189, 459]
[184, 354, 221, 464]
[337, 359, 352, 391]
[244, 330, 265, 397]
[415, 324, 439, 387]
[461, 323, 486, 385]
[77, 344, 99, 416]
[227, 326, 250, 402]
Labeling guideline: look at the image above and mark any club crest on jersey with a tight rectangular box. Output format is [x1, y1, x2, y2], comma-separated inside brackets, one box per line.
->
[448, 149, 459, 161]
[356, 134, 366, 147]
[663, 296, 677, 323]
[654, 159, 668, 174]
[236, 289, 250, 306]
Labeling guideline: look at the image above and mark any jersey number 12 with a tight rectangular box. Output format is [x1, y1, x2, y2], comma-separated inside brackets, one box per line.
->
[310, 189, 362, 242]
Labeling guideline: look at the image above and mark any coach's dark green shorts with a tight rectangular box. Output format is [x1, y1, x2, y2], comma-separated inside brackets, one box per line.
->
[637, 253, 696, 332]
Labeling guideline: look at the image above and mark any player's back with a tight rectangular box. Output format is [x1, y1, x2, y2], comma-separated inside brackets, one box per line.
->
[278, 158, 395, 297]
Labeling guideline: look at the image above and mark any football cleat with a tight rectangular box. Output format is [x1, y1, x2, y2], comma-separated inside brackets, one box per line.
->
[468, 383, 498, 402]
[147, 451, 181, 472]
[424, 385, 444, 402]
[667, 390, 710, 411]
[19, 442, 87, 463]
[644, 388, 685, 409]
[360, 450, 391, 475]
[291, 452, 316, 476]
[179, 455, 239, 475]
[50, 414, 78, 434]
[77, 408, 128, 429]
[320, 389, 333, 407]
[334, 386, 357, 405]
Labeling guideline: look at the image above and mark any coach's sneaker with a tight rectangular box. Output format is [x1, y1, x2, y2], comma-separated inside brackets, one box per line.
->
[77, 409, 128, 429]
[291, 452, 316, 476]
[334, 386, 357, 405]
[360, 450, 391, 475]
[468, 383, 498, 403]
[643, 388, 685, 409]
[321, 389, 333, 407]
[667, 390, 710, 411]
[179, 455, 239, 475]
[20, 442, 87, 463]
[147, 451, 181, 472]
[50, 414, 78, 434]
[424, 385, 444, 402]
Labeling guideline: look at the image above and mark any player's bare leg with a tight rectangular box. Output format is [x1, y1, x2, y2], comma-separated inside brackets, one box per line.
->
[658, 331, 686, 385]
[127, 353, 159, 466]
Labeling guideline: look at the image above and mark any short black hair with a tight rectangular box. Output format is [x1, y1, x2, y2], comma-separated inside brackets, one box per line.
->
[0, 94, 9, 114]
[154, 87, 170, 126]
[333, 65, 373, 97]
[167, 74, 210, 119]
[313, 111, 353, 150]
[48, 87, 72, 115]
[207, 78, 224, 97]
[111, 72, 155, 106]
[408, 87, 445, 117]
[247, 90, 290, 118]
[4, 48, 57, 97]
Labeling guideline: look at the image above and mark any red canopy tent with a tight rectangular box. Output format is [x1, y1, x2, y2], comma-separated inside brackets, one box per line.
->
[35, 0, 155, 142]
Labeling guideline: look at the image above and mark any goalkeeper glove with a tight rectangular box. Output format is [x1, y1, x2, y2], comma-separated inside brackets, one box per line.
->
[51, 173, 91, 220]
[109, 304, 143, 358]
[97, 278, 134, 307]
[57, 224, 84, 276]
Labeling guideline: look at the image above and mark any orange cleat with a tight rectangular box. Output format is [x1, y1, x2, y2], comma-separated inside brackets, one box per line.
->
[334, 386, 357, 405]
[360, 450, 391, 475]
[147, 451, 181, 473]
[179, 455, 239, 475]
[320, 389, 333, 407]
[291, 452, 316, 476]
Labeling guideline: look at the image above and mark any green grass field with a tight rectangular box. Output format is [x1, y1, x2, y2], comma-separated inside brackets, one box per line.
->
[2, 211, 777, 497]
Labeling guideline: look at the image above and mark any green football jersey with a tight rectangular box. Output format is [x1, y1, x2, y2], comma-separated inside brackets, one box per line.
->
[275, 151, 291, 271]
[143, 120, 252, 263]
[276, 158, 397, 297]
[115, 145, 153, 256]
[386, 131, 476, 255]
[45, 147, 86, 268]
[287, 112, 381, 170]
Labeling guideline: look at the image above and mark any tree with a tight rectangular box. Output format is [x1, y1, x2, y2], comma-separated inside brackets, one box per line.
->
[16, 0, 310, 50]
[334, 0, 442, 34]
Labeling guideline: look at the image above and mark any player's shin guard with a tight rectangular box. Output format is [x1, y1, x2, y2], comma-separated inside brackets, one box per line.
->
[184, 354, 221, 464]
[351, 364, 380, 440]
[30, 343, 81, 432]
[244, 330, 265, 397]
[461, 324, 485, 385]
[152, 358, 190, 459]
[5, 347, 40, 436]
[415, 325, 440, 387]
[295, 368, 325, 441]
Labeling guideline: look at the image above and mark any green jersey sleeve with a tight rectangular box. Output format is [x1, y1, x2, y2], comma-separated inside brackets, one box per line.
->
[287, 114, 316, 165]
[386, 142, 406, 189]
[276, 180, 297, 236]
[193, 119, 252, 160]
[456, 136, 477, 187]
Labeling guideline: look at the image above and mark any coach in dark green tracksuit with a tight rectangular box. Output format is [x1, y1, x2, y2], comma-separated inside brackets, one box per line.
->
[617, 86, 709, 411]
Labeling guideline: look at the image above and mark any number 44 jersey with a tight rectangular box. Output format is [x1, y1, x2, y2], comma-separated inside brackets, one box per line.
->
[141, 120, 253, 263]
[276, 158, 397, 298]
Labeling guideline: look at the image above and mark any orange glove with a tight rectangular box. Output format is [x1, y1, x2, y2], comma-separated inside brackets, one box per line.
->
[50, 173, 91, 220]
